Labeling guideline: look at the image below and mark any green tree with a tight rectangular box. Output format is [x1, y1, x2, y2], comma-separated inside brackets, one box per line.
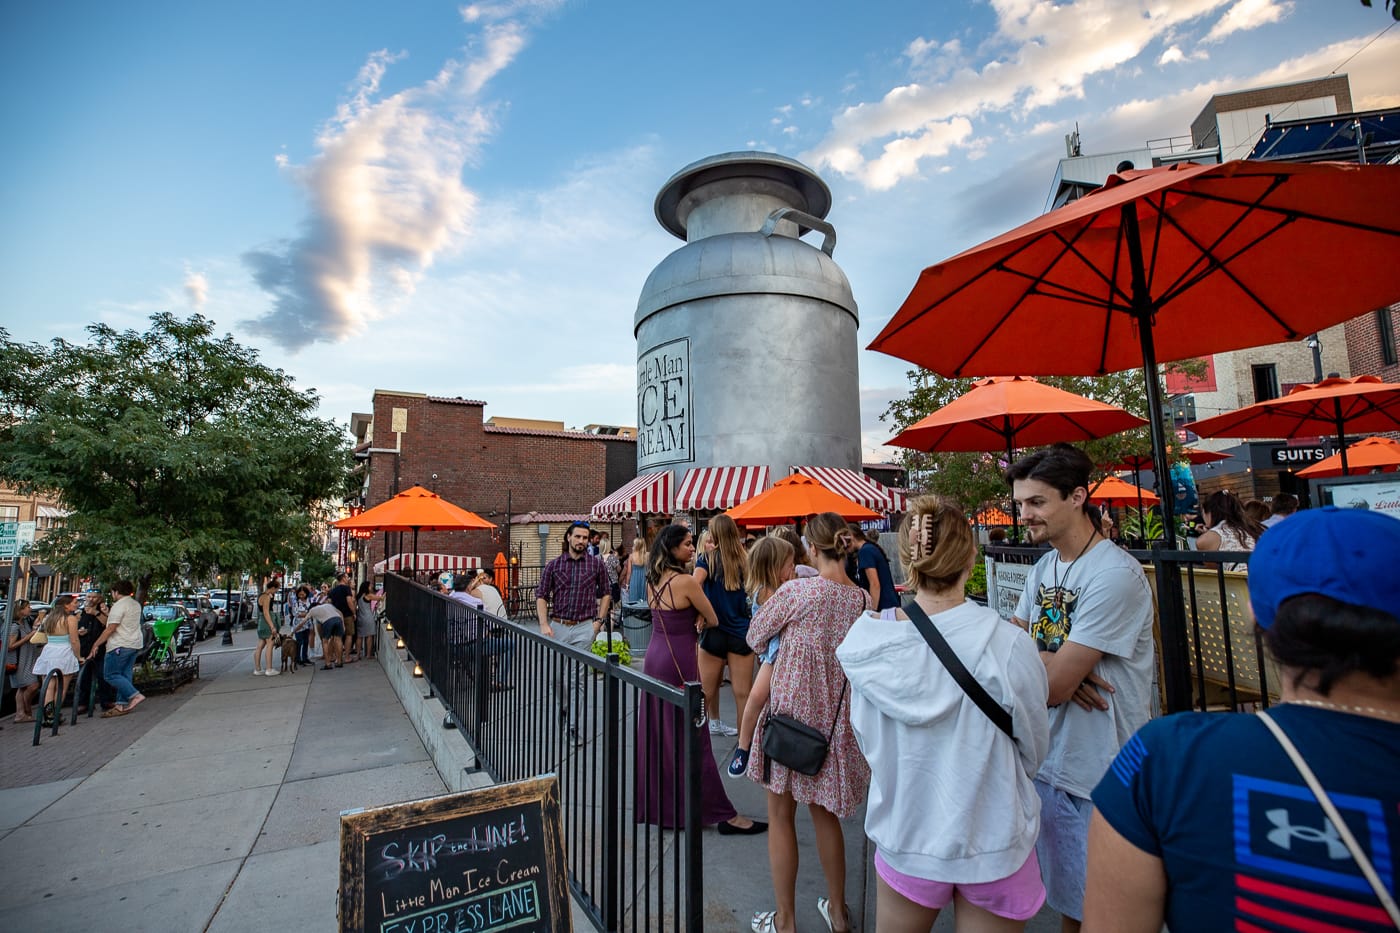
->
[0, 314, 351, 601]
[881, 364, 1204, 517]
[297, 544, 337, 587]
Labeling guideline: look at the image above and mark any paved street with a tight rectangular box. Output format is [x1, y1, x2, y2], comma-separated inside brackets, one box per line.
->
[0, 639, 444, 932]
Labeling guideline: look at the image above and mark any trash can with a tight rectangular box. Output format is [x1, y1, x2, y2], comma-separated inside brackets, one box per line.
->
[620, 602, 653, 657]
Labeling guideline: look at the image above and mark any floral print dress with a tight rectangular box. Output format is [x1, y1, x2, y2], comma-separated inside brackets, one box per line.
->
[745, 576, 871, 819]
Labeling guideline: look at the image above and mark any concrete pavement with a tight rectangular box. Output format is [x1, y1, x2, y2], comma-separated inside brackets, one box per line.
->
[0, 645, 444, 932]
[0, 633, 1059, 932]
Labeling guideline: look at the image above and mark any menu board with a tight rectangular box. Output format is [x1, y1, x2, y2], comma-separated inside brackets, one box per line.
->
[339, 776, 571, 933]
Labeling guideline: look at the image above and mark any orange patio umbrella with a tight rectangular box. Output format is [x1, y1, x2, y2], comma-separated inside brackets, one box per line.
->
[870, 160, 1400, 544]
[888, 375, 1144, 539]
[1089, 475, 1160, 506]
[1188, 376, 1400, 476]
[334, 485, 496, 575]
[1296, 436, 1400, 479]
[974, 507, 1014, 526]
[1102, 448, 1232, 473]
[727, 474, 882, 525]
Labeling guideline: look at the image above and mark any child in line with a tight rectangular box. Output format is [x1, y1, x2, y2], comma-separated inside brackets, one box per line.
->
[727, 535, 796, 778]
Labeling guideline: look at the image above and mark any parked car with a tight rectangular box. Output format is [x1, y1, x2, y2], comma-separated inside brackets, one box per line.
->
[174, 595, 217, 640]
[141, 603, 196, 653]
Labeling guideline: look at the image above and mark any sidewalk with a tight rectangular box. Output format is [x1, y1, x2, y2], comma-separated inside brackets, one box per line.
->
[0, 644, 444, 932]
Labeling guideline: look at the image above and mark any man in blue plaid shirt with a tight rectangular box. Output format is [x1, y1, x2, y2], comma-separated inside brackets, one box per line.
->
[535, 521, 611, 744]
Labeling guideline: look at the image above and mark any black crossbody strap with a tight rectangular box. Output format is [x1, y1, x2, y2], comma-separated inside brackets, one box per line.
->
[903, 601, 1013, 739]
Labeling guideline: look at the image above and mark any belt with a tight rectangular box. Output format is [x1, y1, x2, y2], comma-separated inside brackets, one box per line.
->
[551, 617, 593, 626]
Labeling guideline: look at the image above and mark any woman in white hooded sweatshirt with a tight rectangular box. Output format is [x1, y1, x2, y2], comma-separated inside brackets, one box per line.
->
[836, 496, 1050, 932]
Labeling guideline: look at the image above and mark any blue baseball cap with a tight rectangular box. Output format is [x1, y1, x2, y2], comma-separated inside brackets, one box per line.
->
[1249, 506, 1400, 630]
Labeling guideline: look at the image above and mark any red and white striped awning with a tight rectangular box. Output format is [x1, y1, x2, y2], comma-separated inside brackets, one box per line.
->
[373, 553, 483, 574]
[591, 471, 674, 519]
[793, 467, 907, 513]
[675, 466, 771, 511]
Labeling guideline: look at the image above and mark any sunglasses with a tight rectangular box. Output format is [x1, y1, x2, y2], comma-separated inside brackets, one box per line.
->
[568, 521, 591, 531]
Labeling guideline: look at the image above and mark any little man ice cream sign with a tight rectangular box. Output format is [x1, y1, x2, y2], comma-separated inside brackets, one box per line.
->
[637, 338, 692, 469]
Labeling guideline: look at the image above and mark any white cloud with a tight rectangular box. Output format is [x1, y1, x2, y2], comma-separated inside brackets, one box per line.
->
[183, 268, 208, 309]
[1204, 0, 1293, 43]
[244, 5, 556, 347]
[804, 0, 1249, 188]
[1159, 45, 1186, 65]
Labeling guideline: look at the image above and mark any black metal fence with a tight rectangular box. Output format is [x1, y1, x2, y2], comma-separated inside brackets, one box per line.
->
[383, 574, 704, 933]
[986, 544, 1267, 714]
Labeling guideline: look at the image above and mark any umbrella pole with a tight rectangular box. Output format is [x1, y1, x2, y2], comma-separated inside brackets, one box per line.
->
[1134, 466, 1146, 547]
[1123, 204, 1178, 548]
[1335, 406, 1350, 477]
[1005, 432, 1020, 543]
[412, 527, 420, 579]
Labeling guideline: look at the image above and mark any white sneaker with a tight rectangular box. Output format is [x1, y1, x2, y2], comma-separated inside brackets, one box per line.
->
[264, 669, 280, 677]
[708, 719, 738, 736]
[253, 669, 264, 676]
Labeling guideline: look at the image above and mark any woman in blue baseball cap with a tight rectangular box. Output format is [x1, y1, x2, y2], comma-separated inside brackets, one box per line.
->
[1082, 506, 1400, 931]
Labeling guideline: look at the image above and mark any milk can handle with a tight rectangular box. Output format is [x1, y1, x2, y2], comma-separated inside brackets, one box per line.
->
[760, 208, 836, 257]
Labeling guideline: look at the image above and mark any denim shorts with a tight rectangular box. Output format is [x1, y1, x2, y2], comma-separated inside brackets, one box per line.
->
[1033, 778, 1093, 921]
[318, 618, 345, 639]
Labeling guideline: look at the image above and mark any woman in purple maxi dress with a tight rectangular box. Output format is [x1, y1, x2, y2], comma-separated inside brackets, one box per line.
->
[636, 524, 767, 834]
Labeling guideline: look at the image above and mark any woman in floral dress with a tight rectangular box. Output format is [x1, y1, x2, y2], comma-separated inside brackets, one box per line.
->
[746, 512, 871, 933]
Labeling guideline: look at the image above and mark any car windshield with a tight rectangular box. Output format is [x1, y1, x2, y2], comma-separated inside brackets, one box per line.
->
[148, 606, 181, 619]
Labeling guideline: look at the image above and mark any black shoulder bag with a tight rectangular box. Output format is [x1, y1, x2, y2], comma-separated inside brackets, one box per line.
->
[903, 601, 1013, 739]
[760, 649, 847, 781]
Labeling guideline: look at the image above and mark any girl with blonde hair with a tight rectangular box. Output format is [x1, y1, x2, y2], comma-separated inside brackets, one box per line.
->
[726, 535, 796, 779]
[747, 512, 870, 933]
[837, 496, 1049, 932]
[694, 514, 753, 737]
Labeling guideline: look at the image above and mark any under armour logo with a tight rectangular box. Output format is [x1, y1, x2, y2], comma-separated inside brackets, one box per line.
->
[1265, 808, 1351, 860]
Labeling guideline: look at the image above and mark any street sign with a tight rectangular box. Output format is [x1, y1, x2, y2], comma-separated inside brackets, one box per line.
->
[0, 521, 35, 559]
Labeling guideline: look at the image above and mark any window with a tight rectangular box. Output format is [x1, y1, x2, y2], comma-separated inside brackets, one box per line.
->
[1252, 364, 1280, 403]
[1380, 308, 1398, 367]
[0, 506, 18, 523]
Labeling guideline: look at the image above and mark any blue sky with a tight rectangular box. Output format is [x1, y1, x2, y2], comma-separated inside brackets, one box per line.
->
[2, 0, 1396, 460]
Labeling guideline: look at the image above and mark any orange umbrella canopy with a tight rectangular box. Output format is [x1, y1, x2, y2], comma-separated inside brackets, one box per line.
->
[1089, 475, 1160, 506]
[1102, 448, 1232, 472]
[727, 474, 882, 525]
[333, 485, 497, 532]
[870, 160, 1400, 542]
[888, 376, 1146, 455]
[871, 162, 1400, 378]
[1296, 436, 1400, 479]
[1188, 376, 1400, 475]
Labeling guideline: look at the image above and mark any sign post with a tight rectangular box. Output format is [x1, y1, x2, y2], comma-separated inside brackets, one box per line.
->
[339, 776, 571, 933]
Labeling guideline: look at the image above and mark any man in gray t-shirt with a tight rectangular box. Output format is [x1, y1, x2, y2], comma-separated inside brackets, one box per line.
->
[1008, 444, 1154, 931]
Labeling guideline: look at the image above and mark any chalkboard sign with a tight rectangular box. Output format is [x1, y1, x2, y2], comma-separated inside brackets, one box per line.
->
[339, 776, 571, 933]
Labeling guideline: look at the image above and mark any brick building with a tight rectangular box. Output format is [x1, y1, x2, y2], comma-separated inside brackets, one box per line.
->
[350, 390, 637, 574]
[0, 484, 74, 602]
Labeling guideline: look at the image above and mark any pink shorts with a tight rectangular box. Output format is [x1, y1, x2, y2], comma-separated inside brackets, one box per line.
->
[874, 848, 1046, 921]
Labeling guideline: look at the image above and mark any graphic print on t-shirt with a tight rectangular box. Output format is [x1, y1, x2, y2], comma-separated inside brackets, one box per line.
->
[1030, 583, 1080, 652]
[1232, 773, 1396, 926]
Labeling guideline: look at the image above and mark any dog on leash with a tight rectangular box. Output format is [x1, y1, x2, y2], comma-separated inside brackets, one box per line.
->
[280, 635, 298, 673]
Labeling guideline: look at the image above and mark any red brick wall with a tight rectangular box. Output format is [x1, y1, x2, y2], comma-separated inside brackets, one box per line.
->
[1345, 303, 1400, 384]
[358, 393, 636, 572]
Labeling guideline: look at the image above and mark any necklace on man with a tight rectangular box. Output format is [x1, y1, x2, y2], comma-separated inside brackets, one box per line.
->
[1283, 698, 1400, 723]
[1051, 530, 1099, 609]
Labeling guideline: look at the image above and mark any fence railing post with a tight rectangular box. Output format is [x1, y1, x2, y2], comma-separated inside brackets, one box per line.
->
[602, 652, 622, 931]
[1152, 552, 1194, 713]
[682, 682, 705, 933]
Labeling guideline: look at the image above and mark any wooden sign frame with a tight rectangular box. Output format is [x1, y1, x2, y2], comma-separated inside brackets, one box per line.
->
[339, 776, 572, 933]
